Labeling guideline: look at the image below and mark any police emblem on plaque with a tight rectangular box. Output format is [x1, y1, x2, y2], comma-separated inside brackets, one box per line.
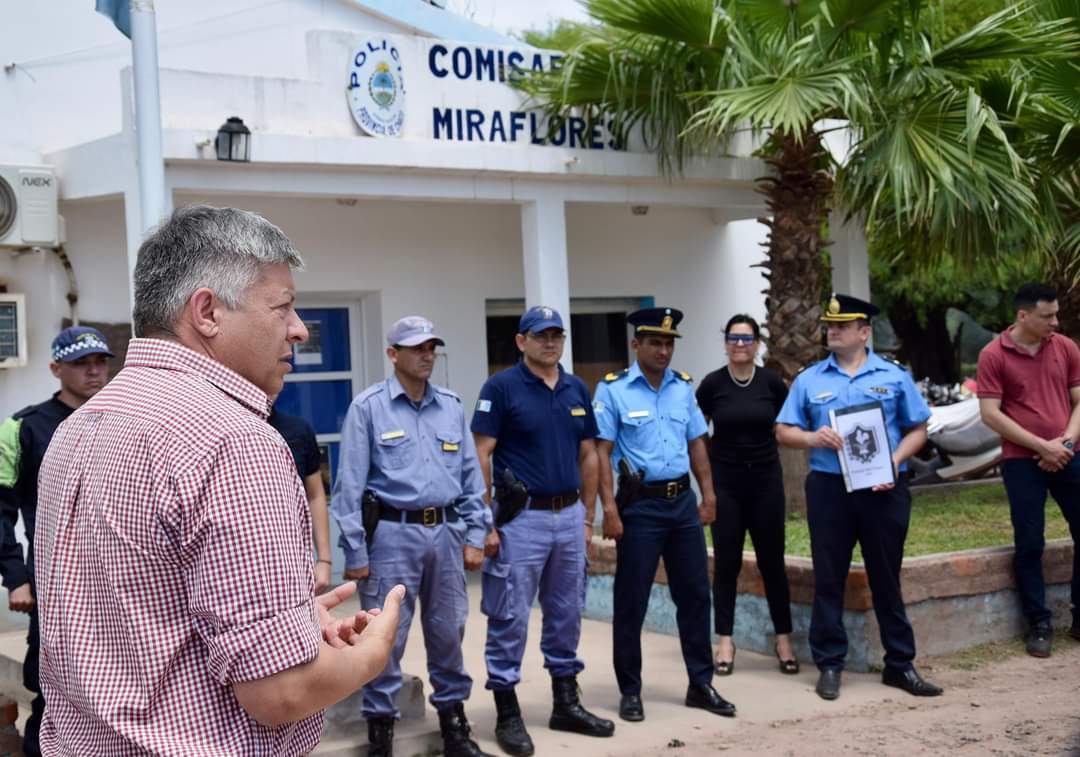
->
[846, 425, 878, 464]
[348, 39, 406, 138]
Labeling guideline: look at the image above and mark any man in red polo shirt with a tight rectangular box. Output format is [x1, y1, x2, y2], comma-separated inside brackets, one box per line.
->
[977, 282, 1080, 658]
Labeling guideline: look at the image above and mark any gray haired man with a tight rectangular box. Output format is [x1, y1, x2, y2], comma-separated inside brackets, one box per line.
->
[35, 206, 403, 755]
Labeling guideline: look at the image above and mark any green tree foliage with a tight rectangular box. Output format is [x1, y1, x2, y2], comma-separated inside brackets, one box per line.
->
[523, 0, 1080, 379]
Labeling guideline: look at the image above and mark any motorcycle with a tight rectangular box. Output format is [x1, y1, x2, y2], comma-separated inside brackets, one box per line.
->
[908, 393, 1002, 487]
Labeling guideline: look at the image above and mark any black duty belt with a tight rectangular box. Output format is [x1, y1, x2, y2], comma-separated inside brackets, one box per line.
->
[640, 475, 691, 500]
[378, 503, 458, 527]
[528, 491, 580, 511]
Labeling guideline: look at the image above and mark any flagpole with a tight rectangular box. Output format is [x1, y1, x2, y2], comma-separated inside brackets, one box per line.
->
[130, 0, 168, 233]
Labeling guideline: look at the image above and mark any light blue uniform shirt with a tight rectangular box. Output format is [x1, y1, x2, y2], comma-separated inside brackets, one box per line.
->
[776, 350, 931, 474]
[332, 375, 491, 569]
[593, 361, 709, 481]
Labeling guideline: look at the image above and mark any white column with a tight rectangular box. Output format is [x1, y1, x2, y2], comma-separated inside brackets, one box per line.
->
[829, 211, 871, 301]
[131, 1, 169, 235]
[520, 196, 573, 369]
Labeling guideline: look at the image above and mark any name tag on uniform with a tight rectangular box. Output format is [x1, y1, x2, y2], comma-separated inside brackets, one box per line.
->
[380, 430, 406, 441]
[628, 410, 650, 418]
[814, 391, 834, 401]
[869, 386, 890, 395]
[570, 407, 587, 417]
[442, 441, 460, 452]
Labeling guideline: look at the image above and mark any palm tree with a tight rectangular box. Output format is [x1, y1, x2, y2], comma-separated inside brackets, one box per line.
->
[524, 0, 1079, 380]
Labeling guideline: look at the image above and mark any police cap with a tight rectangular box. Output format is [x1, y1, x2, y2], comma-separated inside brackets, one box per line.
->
[820, 293, 880, 323]
[628, 307, 683, 338]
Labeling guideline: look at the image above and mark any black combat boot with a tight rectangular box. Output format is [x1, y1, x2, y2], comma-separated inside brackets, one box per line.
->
[493, 688, 534, 756]
[367, 716, 394, 757]
[549, 676, 615, 737]
[438, 702, 494, 757]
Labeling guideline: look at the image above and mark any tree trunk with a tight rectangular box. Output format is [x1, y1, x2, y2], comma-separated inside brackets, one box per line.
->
[888, 302, 959, 383]
[756, 129, 833, 383]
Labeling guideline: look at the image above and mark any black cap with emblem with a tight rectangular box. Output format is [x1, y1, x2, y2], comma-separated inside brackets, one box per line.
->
[820, 293, 880, 323]
[628, 307, 683, 338]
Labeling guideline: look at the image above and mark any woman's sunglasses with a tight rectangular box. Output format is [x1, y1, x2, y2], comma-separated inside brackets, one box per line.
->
[725, 334, 756, 345]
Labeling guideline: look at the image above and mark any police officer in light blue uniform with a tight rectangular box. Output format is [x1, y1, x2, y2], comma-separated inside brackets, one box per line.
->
[332, 316, 493, 757]
[471, 305, 614, 757]
[776, 294, 943, 702]
[593, 307, 736, 723]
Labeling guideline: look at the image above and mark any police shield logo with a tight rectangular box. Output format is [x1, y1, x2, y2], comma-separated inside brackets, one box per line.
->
[348, 39, 406, 138]
[845, 425, 878, 464]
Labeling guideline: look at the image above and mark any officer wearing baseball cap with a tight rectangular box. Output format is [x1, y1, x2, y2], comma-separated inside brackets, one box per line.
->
[471, 305, 614, 756]
[776, 294, 943, 701]
[331, 316, 493, 757]
[0, 325, 114, 756]
[593, 307, 736, 722]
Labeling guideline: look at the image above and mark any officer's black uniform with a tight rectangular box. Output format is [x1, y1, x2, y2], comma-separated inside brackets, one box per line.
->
[0, 394, 75, 755]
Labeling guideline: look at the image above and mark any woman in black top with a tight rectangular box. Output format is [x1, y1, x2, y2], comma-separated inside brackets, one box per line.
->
[696, 314, 797, 676]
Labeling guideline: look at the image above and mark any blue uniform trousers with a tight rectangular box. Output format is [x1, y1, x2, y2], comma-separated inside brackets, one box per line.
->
[613, 489, 713, 695]
[806, 472, 916, 672]
[482, 502, 586, 690]
[1002, 457, 1080, 627]
[360, 518, 472, 717]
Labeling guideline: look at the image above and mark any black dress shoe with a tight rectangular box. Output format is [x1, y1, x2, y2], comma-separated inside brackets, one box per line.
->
[618, 694, 644, 722]
[1025, 623, 1053, 658]
[815, 669, 841, 701]
[685, 684, 736, 717]
[881, 667, 943, 697]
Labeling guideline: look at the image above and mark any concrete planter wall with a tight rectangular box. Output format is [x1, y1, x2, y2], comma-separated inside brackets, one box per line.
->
[584, 538, 1075, 672]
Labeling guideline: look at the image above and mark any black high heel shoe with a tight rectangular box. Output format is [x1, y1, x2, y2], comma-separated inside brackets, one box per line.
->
[775, 644, 799, 675]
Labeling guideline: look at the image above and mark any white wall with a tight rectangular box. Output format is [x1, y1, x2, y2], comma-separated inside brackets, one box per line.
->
[0, 0, 404, 161]
[567, 204, 769, 387]
[0, 198, 129, 416]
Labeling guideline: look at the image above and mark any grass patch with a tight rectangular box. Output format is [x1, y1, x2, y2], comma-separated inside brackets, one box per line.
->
[704, 482, 1072, 561]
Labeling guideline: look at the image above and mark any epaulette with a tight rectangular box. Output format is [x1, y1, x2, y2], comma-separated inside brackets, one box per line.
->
[356, 383, 386, 403]
[434, 385, 461, 402]
[604, 369, 629, 383]
[793, 364, 810, 377]
[675, 370, 692, 382]
[882, 354, 906, 369]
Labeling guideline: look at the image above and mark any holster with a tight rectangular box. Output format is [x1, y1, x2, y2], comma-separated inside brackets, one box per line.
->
[362, 490, 381, 547]
[614, 458, 645, 513]
[494, 468, 529, 527]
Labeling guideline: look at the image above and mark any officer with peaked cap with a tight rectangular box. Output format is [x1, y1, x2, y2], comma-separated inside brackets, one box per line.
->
[332, 316, 494, 757]
[776, 294, 943, 701]
[592, 307, 737, 722]
[0, 325, 114, 757]
[471, 305, 614, 756]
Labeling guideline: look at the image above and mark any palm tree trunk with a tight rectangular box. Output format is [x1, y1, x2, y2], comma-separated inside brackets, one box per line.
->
[756, 128, 834, 515]
[756, 128, 833, 383]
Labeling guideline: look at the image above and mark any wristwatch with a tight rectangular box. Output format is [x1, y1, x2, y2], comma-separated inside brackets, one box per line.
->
[1064, 440, 1074, 450]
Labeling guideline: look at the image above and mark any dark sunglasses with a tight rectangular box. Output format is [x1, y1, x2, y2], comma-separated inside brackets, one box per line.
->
[725, 334, 756, 344]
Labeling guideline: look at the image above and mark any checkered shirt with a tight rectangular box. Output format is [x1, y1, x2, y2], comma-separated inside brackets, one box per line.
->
[34, 338, 323, 755]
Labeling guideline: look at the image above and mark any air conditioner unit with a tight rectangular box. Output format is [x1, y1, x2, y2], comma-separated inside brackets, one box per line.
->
[0, 165, 61, 249]
[0, 293, 28, 368]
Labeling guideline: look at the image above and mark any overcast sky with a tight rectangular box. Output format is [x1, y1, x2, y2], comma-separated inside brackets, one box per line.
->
[444, 0, 591, 36]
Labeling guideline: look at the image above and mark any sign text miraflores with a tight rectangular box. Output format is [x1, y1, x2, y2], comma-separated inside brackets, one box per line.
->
[427, 43, 620, 150]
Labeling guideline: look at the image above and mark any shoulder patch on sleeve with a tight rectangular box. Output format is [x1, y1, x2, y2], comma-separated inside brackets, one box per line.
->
[675, 370, 692, 382]
[604, 368, 629, 383]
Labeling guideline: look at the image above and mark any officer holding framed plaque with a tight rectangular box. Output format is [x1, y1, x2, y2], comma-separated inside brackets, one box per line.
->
[775, 294, 943, 702]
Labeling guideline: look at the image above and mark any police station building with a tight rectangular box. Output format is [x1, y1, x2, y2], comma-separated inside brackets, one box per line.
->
[1, 0, 868, 574]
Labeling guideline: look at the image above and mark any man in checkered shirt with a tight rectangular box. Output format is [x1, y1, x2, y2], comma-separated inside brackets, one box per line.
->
[34, 205, 404, 755]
